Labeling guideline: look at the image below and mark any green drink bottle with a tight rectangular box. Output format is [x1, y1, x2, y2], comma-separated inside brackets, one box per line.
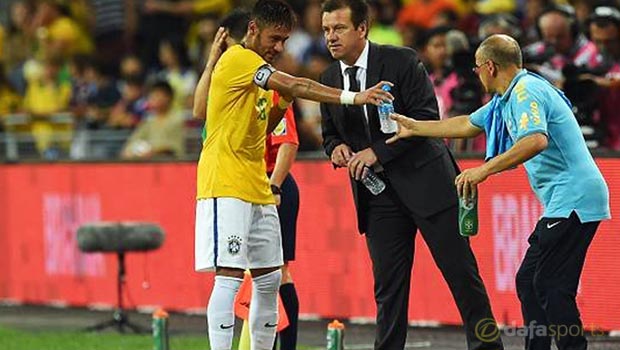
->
[326, 320, 344, 350]
[458, 195, 479, 236]
[152, 309, 169, 350]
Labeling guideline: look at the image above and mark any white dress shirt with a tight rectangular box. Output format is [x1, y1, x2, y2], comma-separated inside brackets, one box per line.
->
[339, 40, 370, 122]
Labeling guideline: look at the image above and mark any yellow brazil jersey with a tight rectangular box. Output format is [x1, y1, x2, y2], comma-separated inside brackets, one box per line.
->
[196, 45, 275, 204]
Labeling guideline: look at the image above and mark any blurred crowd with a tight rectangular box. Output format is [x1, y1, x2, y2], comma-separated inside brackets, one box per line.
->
[2, 0, 620, 160]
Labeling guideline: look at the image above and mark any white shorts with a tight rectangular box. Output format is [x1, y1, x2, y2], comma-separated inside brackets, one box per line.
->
[195, 197, 283, 272]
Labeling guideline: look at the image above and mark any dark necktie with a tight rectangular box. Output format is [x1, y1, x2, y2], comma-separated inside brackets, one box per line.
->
[345, 66, 360, 92]
[345, 66, 371, 140]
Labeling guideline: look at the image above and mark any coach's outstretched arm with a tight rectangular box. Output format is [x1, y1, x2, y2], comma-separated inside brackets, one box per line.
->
[385, 113, 483, 143]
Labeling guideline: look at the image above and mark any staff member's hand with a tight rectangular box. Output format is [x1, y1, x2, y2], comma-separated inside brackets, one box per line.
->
[348, 148, 378, 180]
[455, 166, 490, 199]
[386, 113, 418, 144]
[331, 143, 353, 167]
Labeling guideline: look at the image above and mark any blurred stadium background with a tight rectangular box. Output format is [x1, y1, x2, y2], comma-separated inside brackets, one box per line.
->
[1, 0, 620, 349]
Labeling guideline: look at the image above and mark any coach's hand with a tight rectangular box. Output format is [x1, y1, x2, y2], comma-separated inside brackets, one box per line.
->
[331, 143, 353, 168]
[355, 81, 393, 106]
[348, 148, 378, 180]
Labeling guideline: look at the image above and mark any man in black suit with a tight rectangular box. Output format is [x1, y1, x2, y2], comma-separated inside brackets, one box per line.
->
[319, 1, 504, 349]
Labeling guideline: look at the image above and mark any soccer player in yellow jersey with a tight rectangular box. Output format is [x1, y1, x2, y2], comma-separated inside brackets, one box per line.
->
[193, 1, 392, 349]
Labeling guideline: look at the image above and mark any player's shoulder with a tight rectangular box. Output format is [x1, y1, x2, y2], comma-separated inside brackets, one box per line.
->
[222, 44, 263, 63]
[512, 74, 552, 101]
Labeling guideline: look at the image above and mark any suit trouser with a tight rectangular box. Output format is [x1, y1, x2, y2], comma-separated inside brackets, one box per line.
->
[516, 212, 598, 350]
[363, 186, 503, 350]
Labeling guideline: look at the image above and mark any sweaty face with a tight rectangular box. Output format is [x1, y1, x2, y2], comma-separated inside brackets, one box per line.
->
[322, 8, 366, 65]
[250, 23, 290, 63]
[589, 23, 620, 59]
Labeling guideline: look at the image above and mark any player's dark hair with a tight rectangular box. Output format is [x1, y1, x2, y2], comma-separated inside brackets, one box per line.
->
[221, 8, 251, 42]
[251, 0, 296, 30]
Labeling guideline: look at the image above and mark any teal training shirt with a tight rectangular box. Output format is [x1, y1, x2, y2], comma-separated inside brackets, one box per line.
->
[470, 70, 610, 222]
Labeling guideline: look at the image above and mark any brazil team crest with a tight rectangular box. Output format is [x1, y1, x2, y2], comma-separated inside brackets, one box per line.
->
[227, 235, 243, 255]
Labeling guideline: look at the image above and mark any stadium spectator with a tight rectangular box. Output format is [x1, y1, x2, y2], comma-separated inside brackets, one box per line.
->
[83, 61, 121, 130]
[31, 0, 94, 58]
[4, 1, 35, 94]
[521, 0, 552, 45]
[586, 6, 620, 150]
[523, 4, 599, 86]
[478, 13, 522, 43]
[119, 54, 145, 81]
[22, 55, 72, 158]
[319, 1, 503, 349]
[108, 74, 147, 129]
[136, 1, 189, 70]
[389, 33, 610, 350]
[90, 0, 137, 71]
[368, 0, 403, 46]
[0, 63, 22, 117]
[154, 37, 197, 111]
[419, 26, 459, 119]
[121, 80, 185, 159]
[68, 54, 97, 120]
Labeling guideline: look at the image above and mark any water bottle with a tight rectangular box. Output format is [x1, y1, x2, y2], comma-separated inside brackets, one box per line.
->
[458, 195, 479, 236]
[361, 167, 386, 195]
[378, 84, 398, 133]
[326, 320, 345, 350]
[152, 309, 169, 350]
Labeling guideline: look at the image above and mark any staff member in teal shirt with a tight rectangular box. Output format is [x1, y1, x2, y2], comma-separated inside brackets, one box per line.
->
[388, 34, 610, 350]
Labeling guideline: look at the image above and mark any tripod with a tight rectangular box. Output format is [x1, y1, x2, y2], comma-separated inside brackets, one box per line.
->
[85, 252, 148, 333]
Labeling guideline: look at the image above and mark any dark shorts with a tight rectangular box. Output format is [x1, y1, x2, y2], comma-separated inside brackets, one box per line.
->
[267, 173, 299, 262]
[270, 173, 299, 262]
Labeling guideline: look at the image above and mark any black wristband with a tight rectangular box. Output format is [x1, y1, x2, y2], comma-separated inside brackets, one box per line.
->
[270, 184, 282, 195]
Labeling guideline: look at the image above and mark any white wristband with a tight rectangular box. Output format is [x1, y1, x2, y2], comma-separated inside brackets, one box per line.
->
[340, 90, 357, 105]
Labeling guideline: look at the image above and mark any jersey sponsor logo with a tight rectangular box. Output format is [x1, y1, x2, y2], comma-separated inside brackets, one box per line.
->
[272, 118, 287, 136]
[227, 235, 242, 255]
[256, 97, 268, 121]
[253, 64, 275, 89]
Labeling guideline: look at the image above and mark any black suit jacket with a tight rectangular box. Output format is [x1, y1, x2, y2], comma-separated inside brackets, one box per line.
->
[320, 43, 460, 233]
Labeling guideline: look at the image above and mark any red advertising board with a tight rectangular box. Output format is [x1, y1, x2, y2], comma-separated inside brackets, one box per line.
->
[0, 160, 618, 330]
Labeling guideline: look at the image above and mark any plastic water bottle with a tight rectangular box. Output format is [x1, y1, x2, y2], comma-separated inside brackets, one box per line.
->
[458, 195, 479, 236]
[378, 84, 398, 133]
[152, 309, 169, 350]
[361, 167, 386, 195]
[326, 320, 345, 350]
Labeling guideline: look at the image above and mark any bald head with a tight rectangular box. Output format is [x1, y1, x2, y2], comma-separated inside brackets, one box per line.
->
[477, 34, 522, 68]
[538, 11, 574, 54]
